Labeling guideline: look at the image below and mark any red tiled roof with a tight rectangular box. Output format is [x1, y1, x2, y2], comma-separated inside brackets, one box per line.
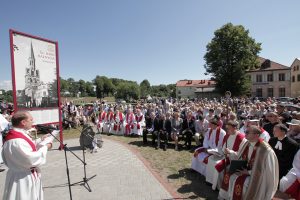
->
[176, 80, 215, 87]
[248, 57, 289, 71]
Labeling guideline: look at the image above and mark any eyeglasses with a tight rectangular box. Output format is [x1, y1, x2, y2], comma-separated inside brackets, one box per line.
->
[245, 131, 251, 135]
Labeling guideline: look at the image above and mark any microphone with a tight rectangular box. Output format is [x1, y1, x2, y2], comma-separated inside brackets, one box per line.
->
[36, 124, 58, 131]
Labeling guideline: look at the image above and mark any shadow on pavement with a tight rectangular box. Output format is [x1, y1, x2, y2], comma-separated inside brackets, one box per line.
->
[167, 168, 218, 200]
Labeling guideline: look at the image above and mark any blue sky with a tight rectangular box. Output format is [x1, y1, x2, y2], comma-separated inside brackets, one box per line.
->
[0, 0, 299, 90]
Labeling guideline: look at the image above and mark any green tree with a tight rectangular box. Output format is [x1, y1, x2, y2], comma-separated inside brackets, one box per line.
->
[78, 79, 86, 96]
[140, 79, 151, 98]
[85, 81, 96, 97]
[94, 76, 105, 98]
[204, 23, 261, 96]
[116, 82, 140, 101]
[167, 84, 176, 98]
[59, 77, 69, 93]
[0, 90, 13, 102]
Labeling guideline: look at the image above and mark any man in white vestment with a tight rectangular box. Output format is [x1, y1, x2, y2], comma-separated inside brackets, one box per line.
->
[191, 118, 226, 176]
[205, 120, 246, 190]
[279, 149, 300, 200]
[218, 125, 278, 200]
[124, 108, 135, 136]
[132, 109, 145, 136]
[103, 108, 114, 134]
[97, 107, 106, 133]
[0, 113, 10, 172]
[111, 109, 125, 135]
[2, 111, 52, 200]
[194, 115, 209, 146]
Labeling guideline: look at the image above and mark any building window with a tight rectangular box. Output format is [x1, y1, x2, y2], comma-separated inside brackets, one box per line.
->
[279, 73, 285, 81]
[294, 66, 296, 71]
[178, 90, 181, 94]
[267, 88, 273, 97]
[279, 88, 285, 97]
[267, 74, 273, 82]
[297, 65, 300, 70]
[292, 76, 295, 82]
[298, 74, 300, 82]
[256, 88, 263, 97]
[256, 74, 262, 82]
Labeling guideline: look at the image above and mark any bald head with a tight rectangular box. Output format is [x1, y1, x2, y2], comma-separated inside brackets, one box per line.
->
[11, 111, 33, 130]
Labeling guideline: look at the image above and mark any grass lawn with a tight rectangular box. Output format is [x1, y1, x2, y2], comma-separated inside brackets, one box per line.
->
[59, 128, 219, 200]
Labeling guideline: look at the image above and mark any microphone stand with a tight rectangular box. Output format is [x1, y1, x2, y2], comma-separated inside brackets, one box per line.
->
[69, 124, 97, 192]
[42, 126, 96, 200]
[43, 128, 77, 200]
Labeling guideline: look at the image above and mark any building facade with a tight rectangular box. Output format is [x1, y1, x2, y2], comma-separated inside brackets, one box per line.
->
[247, 57, 291, 98]
[291, 58, 300, 98]
[176, 80, 218, 99]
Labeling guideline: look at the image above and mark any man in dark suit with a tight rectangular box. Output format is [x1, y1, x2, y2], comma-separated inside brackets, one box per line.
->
[269, 123, 299, 180]
[143, 111, 153, 145]
[182, 111, 195, 150]
[157, 113, 172, 151]
[151, 113, 161, 148]
[263, 112, 280, 137]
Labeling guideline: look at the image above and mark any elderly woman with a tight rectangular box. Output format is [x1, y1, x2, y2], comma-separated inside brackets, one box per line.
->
[171, 112, 183, 151]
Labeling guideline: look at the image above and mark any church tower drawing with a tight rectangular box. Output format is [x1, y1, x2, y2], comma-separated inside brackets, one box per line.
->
[24, 42, 48, 107]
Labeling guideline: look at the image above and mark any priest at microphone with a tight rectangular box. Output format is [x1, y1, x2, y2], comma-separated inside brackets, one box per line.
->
[2, 111, 53, 200]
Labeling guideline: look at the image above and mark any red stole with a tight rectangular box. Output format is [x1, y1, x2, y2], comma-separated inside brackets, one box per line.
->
[4, 129, 36, 151]
[98, 111, 106, 122]
[194, 127, 221, 158]
[135, 114, 143, 129]
[106, 112, 113, 121]
[285, 179, 300, 200]
[233, 139, 262, 200]
[125, 113, 134, 135]
[4, 129, 37, 178]
[203, 127, 221, 164]
[113, 113, 123, 131]
[98, 111, 106, 128]
[221, 139, 262, 193]
[208, 127, 221, 146]
[215, 133, 245, 172]
[126, 113, 133, 123]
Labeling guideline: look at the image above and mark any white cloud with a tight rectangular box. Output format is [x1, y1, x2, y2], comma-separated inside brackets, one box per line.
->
[0, 80, 12, 91]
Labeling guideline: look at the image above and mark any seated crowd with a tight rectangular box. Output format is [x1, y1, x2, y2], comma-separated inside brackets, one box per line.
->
[13, 96, 300, 199]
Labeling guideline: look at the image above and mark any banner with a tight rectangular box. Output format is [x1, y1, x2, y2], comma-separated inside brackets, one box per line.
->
[10, 29, 63, 146]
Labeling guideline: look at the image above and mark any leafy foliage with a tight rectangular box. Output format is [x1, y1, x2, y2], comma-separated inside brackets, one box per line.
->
[0, 90, 13, 102]
[58, 76, 175, 101]
[204, 23, 261, 96]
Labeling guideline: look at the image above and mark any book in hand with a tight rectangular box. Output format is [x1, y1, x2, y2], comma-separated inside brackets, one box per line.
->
[229, 160, 248, 174]
[37, 130, 59, 147]
[207, 149, 223, 157]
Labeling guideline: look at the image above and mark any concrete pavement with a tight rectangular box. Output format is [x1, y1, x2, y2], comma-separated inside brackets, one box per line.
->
[0, 138, 175, 200]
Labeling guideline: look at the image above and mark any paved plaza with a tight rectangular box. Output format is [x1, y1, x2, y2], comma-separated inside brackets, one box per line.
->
[0, 138, 176, 200]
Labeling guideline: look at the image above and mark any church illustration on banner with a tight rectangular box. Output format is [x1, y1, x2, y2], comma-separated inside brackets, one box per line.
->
[16, 42, 57, 108]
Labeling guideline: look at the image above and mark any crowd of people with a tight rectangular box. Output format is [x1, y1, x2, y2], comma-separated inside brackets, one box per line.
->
[1, 96, 300, 199]
[61, 96, 300, 199]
